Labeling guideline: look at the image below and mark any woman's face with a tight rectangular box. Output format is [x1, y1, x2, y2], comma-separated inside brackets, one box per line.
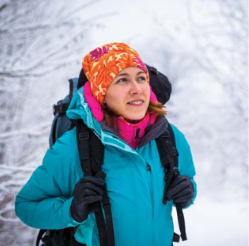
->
[105, 67, 150, 121]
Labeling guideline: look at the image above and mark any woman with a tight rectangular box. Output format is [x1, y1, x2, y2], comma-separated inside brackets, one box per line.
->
[15, 42, 197, 246]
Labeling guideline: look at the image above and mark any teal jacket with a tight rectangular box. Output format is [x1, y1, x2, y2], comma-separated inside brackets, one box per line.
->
[15, 88, 197, 246]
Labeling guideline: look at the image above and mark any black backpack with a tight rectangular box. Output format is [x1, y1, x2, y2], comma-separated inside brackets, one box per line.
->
[36, 65, 186, 246]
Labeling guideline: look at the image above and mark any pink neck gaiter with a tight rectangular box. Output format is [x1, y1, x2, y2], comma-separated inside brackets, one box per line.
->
[83, 81, 158, 149]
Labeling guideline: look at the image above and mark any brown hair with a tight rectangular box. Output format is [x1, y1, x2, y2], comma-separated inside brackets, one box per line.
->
[103, 100, 167, 127]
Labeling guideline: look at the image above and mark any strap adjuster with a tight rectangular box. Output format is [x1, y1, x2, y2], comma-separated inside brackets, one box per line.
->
[170, 147, 179, 157]
[79, 132, 89, 140]
[173, 167, 179, 176]
[53, 103, 69, 116]
[161, 130, 170, 138]
[173, 232, 180, 242]
[149, 66, 158, 74]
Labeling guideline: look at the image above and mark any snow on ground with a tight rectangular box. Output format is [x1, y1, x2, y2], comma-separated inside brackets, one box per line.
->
[172, 197, 248, 246]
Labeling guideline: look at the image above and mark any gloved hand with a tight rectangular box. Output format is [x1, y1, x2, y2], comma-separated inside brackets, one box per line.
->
[167, 175, 194, 208]
[70, 176, 105, 222]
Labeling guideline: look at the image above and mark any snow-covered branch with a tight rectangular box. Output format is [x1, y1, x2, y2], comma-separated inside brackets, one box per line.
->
[0, 122, 51, 139]
[0, 164, 34, 172]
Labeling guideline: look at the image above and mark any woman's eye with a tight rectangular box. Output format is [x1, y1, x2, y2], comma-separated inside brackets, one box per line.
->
[138, 76, 146, 82]
[116, 78, 127, 83]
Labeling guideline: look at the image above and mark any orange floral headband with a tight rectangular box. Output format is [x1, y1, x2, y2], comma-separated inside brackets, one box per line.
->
[82, 42, 149, 105]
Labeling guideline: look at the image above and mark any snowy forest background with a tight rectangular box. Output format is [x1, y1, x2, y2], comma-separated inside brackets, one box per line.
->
[0, 0, 248, 245]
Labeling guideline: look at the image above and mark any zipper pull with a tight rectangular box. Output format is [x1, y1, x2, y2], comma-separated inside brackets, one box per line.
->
[135, 128, 140, 139]
[145, 126, 150, 134]
[147, 163, 151, 171]
[145, 117, 151, 134]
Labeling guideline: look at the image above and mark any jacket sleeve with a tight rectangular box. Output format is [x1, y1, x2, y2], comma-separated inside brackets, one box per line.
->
[170, 124, 197, 208]
[15, 130, 82, 229]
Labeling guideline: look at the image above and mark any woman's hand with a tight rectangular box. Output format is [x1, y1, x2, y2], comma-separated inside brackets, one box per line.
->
[70, 176, 105, 222]
[167, 176, 194, 208]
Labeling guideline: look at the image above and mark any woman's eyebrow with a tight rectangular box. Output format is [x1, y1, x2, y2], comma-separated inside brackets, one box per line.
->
[116, 71, 146, 78]
[137, 71, 146, 75]
[115, 73, 129, 78]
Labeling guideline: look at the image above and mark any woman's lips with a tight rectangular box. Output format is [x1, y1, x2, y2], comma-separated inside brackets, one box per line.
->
[127, 100, 144, 106]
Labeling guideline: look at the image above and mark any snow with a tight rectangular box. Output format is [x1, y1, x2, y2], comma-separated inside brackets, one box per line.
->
[173, 198, 248, 246]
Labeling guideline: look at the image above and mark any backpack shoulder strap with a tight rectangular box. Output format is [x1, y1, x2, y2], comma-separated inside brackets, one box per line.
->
[155, 122, 187, 242]
[156, 123, 179, 203]
[76, 120, 92, 176]
[69, 78, 79, 100]
[76, 119, 106, 178]
[36, 230, 46, 246]
[76, 120, 115, 246]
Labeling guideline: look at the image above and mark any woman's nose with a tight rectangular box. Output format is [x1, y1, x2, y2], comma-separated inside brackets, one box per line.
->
[130, 81, 142, 94]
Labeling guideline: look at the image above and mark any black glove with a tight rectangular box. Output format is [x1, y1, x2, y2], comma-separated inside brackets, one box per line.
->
[70, 176, 105, 222]
[167, 175, 194, 208]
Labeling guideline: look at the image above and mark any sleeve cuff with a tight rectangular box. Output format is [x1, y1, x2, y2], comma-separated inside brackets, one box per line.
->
[62, 197, 82, 227]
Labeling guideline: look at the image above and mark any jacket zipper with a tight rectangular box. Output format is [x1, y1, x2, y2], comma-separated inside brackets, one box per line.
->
[133, 128, 140, 148]
[135, 128, 140, 139]
[147, 163, 154, 218]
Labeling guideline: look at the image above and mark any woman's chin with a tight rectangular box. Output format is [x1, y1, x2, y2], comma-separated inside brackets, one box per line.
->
[124, 114, 146, 123]
[125, 118, 143, 124]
